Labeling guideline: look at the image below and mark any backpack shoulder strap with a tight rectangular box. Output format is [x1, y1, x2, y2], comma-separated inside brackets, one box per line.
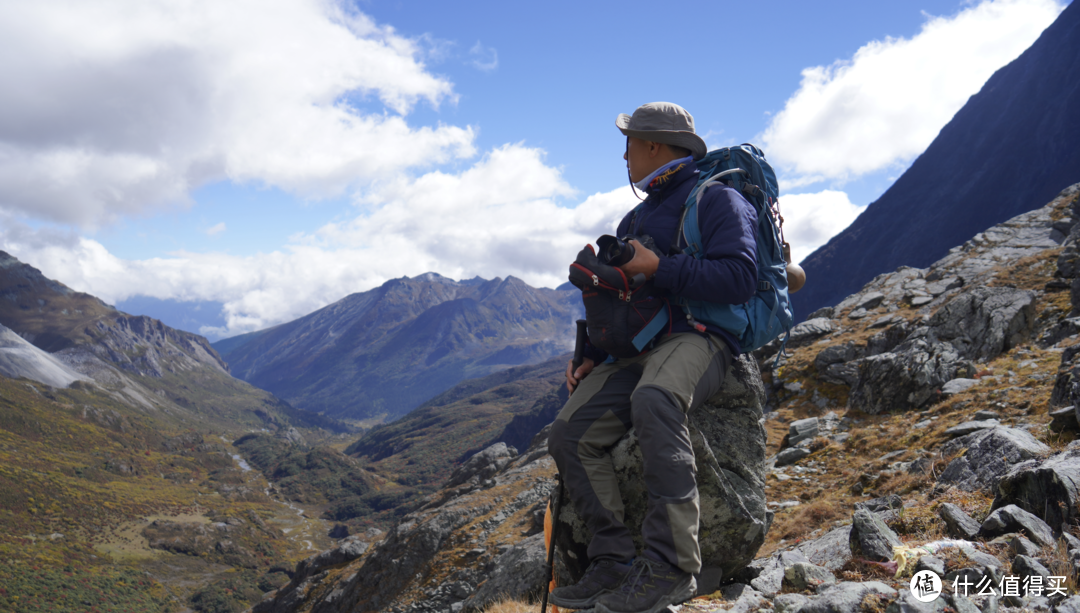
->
[679, 169, 750, 260]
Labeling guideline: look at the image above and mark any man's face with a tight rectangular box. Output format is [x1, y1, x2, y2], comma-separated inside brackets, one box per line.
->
[623, 136, 654, 183]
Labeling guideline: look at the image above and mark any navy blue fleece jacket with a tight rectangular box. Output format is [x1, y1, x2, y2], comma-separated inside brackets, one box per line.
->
[584, 160, 758, 360]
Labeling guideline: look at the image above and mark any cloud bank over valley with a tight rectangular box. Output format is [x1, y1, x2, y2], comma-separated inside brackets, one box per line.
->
[0, 0, 1065, 339]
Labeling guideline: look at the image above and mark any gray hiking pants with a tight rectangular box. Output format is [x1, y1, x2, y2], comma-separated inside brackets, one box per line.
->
[548, 332, 732, 574]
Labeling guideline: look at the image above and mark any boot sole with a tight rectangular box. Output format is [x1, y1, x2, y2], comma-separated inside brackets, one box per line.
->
[548, 589, 612, 609]
[594, 576, 696, 613]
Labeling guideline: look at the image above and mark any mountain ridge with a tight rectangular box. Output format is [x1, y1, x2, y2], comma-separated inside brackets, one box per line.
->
[215, 272, 582, 421]
[794, 1, 1080, 320]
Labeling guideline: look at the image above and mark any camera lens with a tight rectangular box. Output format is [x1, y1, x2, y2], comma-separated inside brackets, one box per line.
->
[597, 235, 635, 267]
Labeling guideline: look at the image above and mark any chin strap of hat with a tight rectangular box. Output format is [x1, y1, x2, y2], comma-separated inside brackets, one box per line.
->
[627, 137, 644, 201]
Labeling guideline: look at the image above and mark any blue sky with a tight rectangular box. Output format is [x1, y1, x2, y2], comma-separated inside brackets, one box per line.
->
[0, 0, 1068, 339]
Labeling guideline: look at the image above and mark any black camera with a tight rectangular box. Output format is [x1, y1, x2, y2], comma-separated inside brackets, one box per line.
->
[596, 234, 658, 267]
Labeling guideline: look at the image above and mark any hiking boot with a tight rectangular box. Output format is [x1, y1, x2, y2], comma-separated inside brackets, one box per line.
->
[594, 552, 696, 613]
[549, 558, 633, 609]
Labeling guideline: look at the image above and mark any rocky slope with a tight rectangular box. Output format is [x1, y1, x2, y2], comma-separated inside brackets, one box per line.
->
[249, 184, 1080, 613]
[0, 322, 88, 387]
[0, 251, 365, 611]
[795, 1, 1080, 320]
[214, 273, 582, 422]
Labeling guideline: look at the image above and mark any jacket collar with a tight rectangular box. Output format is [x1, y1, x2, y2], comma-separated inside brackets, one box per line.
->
[643, 159, 698, 197]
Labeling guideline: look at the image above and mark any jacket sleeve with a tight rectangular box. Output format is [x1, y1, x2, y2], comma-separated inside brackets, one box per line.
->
[653, 185, 758, 304]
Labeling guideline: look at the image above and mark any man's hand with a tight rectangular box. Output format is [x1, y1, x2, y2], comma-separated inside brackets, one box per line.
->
[566, 357, 595, 394]
[619, 239, 660, 280]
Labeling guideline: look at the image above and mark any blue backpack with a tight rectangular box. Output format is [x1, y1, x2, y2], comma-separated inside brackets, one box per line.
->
[674, 144, 794, 353]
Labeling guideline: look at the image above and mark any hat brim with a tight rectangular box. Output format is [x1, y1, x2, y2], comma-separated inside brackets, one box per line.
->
[617, 114, 707, 160]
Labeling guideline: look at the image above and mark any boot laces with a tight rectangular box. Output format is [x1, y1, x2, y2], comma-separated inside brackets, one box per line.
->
[616, 556, 665, 597]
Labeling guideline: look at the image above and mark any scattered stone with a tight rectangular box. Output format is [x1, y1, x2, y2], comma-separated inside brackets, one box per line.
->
[994, 441, 1080, 535]
[941, 378, 981, 396]
[911, 296, 934, 306]
[948, 593, 981, 613]
[814, 342, 861, 374]
[717, 583, 768, 613]
[926, 277, 962, 296]
[784, 417, 820, 448]
[797, 526, 853, 572]
[747, 550, 811, 596]
[445, 443, 516, 488]
[782, 562, 837, 592]
[944, 419, 1000, 437]
[1050, 406, 1080, 432]
[1009, 535, 1042, 558]
[806, 306, 836, 320]
[1054, 595, 1080, 613]
[937, 427, 1050, 492]
[848, 308, 868, 320]
[938, 503, 981, 539]
[857, 292, 886, 311]
[973, 410, 999, 420]
[1012, 555, 1052, 587]
[886, 590, 949, 612]
[915, 555, 945, 577]
[869, 315, 898, 329]
[799, 581, 896, 613]
[328, 524, 350, 539]
[849, 508, 902, 562]
[980, 505, 1056, 547]
[776, 447, 811, 467]
[856, 494, 903, 513]
[1062, 531, 1080, 552]
[773, 593, 811, 613]
[788, 318, 836, 347]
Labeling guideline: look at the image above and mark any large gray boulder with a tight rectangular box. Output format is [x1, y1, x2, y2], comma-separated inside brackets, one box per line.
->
[849, 339, 970, 414]
[994, 440, 1080, 531]
[552, 354, 768, 593]
[923, 286, 1037, 362]
[846, 286, 1036, 414]
[937, 427, 1050, 491]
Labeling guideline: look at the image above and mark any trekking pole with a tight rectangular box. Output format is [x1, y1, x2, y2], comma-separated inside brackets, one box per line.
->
[541, 472, 565, 613]
[570, 319, 587, 396]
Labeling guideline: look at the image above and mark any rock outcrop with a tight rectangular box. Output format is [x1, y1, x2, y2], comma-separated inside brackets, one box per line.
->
[774, 187, 1067, 414]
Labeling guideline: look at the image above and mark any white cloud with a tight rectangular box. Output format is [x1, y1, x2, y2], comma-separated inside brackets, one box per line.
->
[206, 222, 226, 236]
[762, 0, 1064, 184]
[469, 42, 498, 71]
[0, 0, 476, 228]
[778, 190, 864, 265]
[2, 144, 637, 338]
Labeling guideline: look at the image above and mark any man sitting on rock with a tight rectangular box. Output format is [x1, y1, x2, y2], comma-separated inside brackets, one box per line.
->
[548, 102, 759, 613]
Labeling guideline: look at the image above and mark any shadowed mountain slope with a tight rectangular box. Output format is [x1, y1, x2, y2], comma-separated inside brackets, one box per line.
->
[795, 2, 1080, 320]
[215, 273, 581, 421]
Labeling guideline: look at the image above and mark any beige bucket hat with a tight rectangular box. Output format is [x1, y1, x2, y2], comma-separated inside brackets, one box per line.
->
[616, 102, 707, 160]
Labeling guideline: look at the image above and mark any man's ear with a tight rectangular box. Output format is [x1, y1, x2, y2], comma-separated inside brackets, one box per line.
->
[647, 141, 664, 159]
